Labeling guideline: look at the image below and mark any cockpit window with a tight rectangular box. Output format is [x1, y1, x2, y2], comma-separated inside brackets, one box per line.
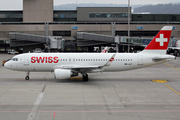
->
[12, 58, 18, 61]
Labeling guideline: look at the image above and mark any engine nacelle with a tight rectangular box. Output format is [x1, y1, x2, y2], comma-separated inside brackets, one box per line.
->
[54, 69, 72, 79]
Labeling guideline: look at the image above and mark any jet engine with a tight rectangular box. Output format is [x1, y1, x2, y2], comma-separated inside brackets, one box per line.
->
[54, 69, 72, 79]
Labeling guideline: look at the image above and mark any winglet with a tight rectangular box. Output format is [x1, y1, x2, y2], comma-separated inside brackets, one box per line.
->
[101, 47, 109, 53]
[104, 54, 116, 66]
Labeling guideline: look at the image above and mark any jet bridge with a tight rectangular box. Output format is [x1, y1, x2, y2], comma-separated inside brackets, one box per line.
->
[77, 32, 115, 46]
[77, 32, 150, 47]
[9, 32, 62, 50]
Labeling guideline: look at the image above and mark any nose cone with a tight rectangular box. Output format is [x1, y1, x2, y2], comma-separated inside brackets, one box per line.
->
[4, 61, 10, 69]
[4, 62, 8, 68]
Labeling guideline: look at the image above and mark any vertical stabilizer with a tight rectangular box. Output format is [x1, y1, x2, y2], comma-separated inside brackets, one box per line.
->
[142, 26, 173, 54]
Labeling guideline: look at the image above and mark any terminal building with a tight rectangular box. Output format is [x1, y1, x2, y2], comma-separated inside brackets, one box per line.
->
[0, 0, 180, 53]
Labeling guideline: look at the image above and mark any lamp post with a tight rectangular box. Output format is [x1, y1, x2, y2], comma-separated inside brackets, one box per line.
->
[128, 0, 130, 53]
[76, 0, 77, 10]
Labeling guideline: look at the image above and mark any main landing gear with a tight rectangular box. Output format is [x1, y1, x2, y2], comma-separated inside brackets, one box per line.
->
[25, 71, 30, 80]
[83, 74, 89, 82]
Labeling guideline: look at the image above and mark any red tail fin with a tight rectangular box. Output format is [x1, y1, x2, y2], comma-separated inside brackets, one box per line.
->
[142, 26, 173, 54]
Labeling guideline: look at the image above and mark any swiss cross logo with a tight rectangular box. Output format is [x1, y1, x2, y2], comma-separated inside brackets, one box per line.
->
[155, 34, 167, 46]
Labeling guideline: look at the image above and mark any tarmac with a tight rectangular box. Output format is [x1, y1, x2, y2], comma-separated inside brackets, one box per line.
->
[0, 54, 180, 120]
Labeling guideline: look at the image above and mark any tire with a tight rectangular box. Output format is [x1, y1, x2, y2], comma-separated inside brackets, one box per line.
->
[25, 76, 29, 80]
[83, 74, 89, 82]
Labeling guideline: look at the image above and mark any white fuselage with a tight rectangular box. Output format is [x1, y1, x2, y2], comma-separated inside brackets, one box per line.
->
[4, 53, 173, 72]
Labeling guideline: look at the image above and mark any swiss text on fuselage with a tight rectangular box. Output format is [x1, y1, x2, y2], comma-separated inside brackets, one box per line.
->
[31, 56, 59, 63]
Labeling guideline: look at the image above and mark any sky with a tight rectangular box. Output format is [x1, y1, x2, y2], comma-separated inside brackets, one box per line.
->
[0, 0, 179, 10]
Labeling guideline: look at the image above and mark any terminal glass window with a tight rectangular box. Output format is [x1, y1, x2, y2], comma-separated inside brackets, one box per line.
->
[66, 14, 69, 18]
[115, 31, 159, 37]
[89, 13, 95, 18]
[4, 14, 23, 18]
[53, 31, 71, 36]
[89, 13, 129, 18]
[101, 14, 107, 18]
[61, 14, 64, 18]
[113, 14, 119, 18]
[124, 13, 128, 18]
[120, 13, 128, 18]
[53, 12, 77, 19]
[107, 14, 112, 18]
[119, 13, 124, 18]
[70, 13, 77, 18]
[54, 14, 58, 18]
[95, 14, 101, 18]
[0, 14, 5, 18]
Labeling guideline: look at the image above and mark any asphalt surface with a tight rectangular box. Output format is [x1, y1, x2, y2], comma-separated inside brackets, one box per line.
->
[0, 54, 180, 120]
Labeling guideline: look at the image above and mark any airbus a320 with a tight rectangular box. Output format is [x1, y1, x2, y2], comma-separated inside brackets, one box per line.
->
[4, 26, 175, 82]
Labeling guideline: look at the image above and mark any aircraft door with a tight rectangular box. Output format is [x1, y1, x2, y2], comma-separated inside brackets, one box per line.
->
[138, 55, 143, 65]
[24, 55, 29, 66]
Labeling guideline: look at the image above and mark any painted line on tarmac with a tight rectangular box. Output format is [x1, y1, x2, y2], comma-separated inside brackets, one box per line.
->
[103, 107, 124, 109]
[27, 92, 44, 120]
[164, 84, 180, 96]
[164, 63, 180, 71]
[53, 112, 56, 117]
[152, 80, 168, 83]
[0, 110, 180, 113]
[27, 85, 46, 120]
[164, 107, 180, 108]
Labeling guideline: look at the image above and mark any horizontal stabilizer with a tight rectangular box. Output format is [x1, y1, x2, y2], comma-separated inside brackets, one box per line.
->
[152, 55, 175, 61]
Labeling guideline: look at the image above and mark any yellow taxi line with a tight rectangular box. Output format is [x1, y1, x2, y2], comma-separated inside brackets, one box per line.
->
[164, 63, 180, 71]
[152, 80, 167, 83]
[164, 84, 180, 96]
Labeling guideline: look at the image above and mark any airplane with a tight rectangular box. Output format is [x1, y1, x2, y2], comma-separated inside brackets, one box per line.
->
[4, 26, 175, 82]
[167, 40, 180, 56]
[101, 46, 109, 53]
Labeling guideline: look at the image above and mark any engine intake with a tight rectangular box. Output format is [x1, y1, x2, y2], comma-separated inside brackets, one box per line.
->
[54, 69, 72, 79]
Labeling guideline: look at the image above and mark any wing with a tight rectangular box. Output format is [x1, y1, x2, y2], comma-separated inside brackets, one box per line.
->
[53, 54, 116, 73]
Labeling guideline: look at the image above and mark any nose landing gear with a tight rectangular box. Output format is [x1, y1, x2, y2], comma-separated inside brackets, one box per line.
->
[83, 74, 89, 82]
[25, 71, 30, 80]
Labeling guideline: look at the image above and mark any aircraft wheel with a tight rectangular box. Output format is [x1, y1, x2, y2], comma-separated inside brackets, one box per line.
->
[83, 74, 89, 82]
[25, 76, 29, 80]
